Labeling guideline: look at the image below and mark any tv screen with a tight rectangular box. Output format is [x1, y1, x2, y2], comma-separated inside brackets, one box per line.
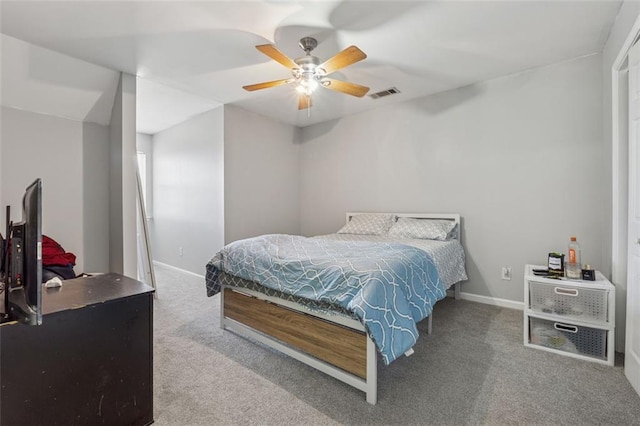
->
[4, 179, 42, 325]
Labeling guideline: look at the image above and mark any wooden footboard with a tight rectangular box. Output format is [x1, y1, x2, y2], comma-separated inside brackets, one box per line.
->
[220, 285, 378, 404]
[225, 289, 367, 378]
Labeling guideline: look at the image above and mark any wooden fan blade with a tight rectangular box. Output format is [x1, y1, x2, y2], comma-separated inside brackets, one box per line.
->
[243, 78, 294, 92]
[256, 44, 297, 69]
[322, 78, 370, 97]
[318, 45, 367, 75]
[298, 95, 312, 110]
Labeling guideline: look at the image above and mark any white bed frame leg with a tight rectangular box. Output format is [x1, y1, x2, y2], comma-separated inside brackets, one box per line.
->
[454, 282, 461, 300]
[366, 335, 377, 405]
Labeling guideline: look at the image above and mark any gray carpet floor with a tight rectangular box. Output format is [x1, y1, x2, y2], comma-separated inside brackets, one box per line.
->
[152, 263, 640, 425]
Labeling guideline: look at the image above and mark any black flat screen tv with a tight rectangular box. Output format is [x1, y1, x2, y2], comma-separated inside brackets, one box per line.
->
[1, 179, 42, 325]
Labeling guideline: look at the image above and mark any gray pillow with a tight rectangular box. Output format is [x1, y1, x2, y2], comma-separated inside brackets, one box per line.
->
[388, 217, 457, 240]
[337, 214, 396, 235]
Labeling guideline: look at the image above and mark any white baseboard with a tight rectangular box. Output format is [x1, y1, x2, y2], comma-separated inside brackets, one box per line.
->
[152, 260, 205, 280]
[450, 290, 524, 311]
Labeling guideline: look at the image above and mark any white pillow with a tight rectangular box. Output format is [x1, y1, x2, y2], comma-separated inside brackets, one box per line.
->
[337, 214, 395, 235]
[388, 217, 457, 241]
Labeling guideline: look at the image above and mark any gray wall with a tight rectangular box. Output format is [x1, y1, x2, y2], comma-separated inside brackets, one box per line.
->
[299, 54, 605, 303]
[0, 106, 111, 273]
[223, 105, 301, 243]
[1, 106, 85, 272]
[151, 107, 225, 275]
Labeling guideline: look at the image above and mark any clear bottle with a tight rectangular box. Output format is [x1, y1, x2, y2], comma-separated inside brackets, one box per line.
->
[566, 236, 582, 279]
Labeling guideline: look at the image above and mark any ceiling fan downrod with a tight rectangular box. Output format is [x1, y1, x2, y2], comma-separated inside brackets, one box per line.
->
[298, 37, 318, 55]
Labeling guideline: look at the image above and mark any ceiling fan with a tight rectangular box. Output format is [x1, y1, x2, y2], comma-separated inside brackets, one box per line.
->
[243, 37, 370, 110]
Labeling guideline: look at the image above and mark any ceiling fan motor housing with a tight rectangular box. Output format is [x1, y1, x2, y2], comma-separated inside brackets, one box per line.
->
[293, 52, 321, 95]
[293, 55, 324, 81]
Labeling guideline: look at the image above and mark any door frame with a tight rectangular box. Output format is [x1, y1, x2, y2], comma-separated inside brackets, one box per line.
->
[612, 14, 640, 353]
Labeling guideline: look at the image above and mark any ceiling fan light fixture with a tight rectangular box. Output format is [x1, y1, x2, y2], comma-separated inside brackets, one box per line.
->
[244, 36, 369, 109]
[295, 75, 319, 95]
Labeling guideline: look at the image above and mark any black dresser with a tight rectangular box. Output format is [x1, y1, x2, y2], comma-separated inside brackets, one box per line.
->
[0, 273, 154, 425]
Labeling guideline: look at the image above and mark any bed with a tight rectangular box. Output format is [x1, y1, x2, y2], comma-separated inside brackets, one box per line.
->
[205, 212, 467, 404]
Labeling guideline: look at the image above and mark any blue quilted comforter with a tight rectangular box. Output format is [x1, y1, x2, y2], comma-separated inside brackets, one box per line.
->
[206, 234, 446, 365]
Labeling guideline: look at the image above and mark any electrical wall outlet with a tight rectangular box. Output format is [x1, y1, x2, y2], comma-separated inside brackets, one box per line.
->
[179, 247, 183, 256]
[501, 266, 512, 280]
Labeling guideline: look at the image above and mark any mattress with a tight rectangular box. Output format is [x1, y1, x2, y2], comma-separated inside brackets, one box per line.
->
[216, 270, 354, 317]
[209, 232, 467, 315]
[313, 233, 468, 289]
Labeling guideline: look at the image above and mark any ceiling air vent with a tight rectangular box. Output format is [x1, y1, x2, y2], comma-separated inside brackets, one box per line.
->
[369, 87, 401, 100]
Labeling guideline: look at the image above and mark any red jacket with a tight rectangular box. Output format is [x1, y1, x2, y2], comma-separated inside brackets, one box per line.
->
[42, 235, 76, 267]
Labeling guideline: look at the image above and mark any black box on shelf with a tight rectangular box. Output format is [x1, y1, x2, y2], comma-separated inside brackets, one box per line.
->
[582, 268, 596, 281]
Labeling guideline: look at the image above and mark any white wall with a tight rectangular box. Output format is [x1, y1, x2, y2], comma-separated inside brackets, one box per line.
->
[223, 105, 300, 243]
[300, 54, 604, 303]
[109, 78, 124, 275]
[0, 34, 119, 127]
[0, 106, 113, 274]
[151, 107, 224, 275]
[109, 73, 137, 278]
[136, 132, 154, 218]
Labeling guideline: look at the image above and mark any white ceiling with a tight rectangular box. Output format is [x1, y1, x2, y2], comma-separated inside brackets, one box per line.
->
[0, 34, 120, 126]
[136, 78, 221, 135]
[0, 1, 623, 131]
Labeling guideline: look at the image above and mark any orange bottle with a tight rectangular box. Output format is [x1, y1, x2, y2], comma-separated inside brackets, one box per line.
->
[566, 236, 581, 279]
